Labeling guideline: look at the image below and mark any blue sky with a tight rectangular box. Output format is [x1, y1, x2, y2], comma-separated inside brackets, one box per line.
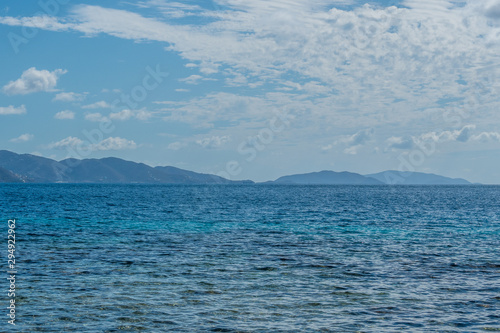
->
[1, 0, 500, 183]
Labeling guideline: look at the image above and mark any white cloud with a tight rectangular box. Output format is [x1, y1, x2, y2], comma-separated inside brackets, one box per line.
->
[7, 2, 490, 130]
[386, 136, 414, 150]
[0, 105, 26, 115]
[339, 128, 374, 146]
[3, 67, 66, 95]
[109, 109, 134, 121]
[0, 15, 71, 31]
[1, 4, 498, 110]
[135, 109, 153, 120]
[82, 101, 113, 109]
[9, 133, 34, 143]
[85, 112, 108, 122]
[47, 136, 84, 149]
[417, 125, 477, 144]
[196, 135, 231, 148]
[109, 108, 153, 121]
[472, 131, 500, 142]
[93, 137, 137, 150]
[54, 110, 75, 120]
[179, 74, 204, 85]
[387, 125, 500, 150]
[48, 136, 137, 151]
[167, 142, 186, 150]
[3, 3, 500, 161]
[135, 1, 206, 18]
[53, 92, 86, 102]
[159, 92, 274, 127]
[322, 129, 374, 154]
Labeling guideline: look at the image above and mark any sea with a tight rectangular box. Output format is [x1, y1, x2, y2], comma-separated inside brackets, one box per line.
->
[1, 184, 499, 332]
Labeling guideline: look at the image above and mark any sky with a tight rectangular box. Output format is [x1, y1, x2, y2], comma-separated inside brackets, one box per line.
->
[1, 0, 500, 183]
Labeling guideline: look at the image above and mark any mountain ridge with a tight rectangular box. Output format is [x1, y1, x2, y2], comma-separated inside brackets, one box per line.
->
[269, 170, 383, 185]
[0, 150, 475, 185]
[0, 150, 252, 184]
[365, 170, 471, 185]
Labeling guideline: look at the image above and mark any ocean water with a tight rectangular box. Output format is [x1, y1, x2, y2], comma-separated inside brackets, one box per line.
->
[1, 184, 499, 332]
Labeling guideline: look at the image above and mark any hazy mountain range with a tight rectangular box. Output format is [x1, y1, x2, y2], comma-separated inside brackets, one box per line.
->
[0, 150, 251, 184]
[0, 150, 473, 185]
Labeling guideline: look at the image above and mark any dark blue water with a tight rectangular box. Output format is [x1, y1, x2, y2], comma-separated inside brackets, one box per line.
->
[1, 184, 499, 332]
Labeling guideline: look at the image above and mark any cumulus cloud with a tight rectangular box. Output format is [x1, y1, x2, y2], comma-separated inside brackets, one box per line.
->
[48, 136, 137, 151]
[339, 128, 374, 146]
[322, 129, 374, 154]
[135, 109, 153, 120]
[196, 135, 230, 148]
[54, 110, 75, 120]
[109, 108, 153, 121]
[3, 68, 66, 95]
[94, 137, 137, 150]
[0, 105, 26, 115]
[85, 112, 108, 122]
[386, 136, 415, 150]
[109, 109, 134, 121]
[53, 92, 86, 102]
[473, 131, 500, 142]
[387, 125, 500, 151]
[417, 125, 477, 144]
[47, 136, 84, 149]
[9, 133, 34, 143]
[82, 101, 113, 109]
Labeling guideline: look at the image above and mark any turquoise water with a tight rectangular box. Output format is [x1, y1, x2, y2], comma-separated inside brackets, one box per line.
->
[1, 184, 500, 332]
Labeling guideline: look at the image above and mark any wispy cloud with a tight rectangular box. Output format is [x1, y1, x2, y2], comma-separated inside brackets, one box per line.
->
[1, 4, 498, 112]
[179, 75, 204, 85]
[53, 92, 86, 102]
[9, 133, 34, 143]
[196, 135, 231, 149]
[0, 105, 26, 115]
[48, 136, 138, 151]
[167, 141, 186, 150]
[82, 101, 113, 109]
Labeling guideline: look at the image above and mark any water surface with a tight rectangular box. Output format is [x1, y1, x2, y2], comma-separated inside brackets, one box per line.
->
[1, 184, 499, 332]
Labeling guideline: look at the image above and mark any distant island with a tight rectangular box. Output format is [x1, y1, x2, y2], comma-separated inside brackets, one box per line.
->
[269, 170, 383, 185]
[266, 170, 471, 185]
[0, 150, 473, 185]
[0, 150, 251, 184]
